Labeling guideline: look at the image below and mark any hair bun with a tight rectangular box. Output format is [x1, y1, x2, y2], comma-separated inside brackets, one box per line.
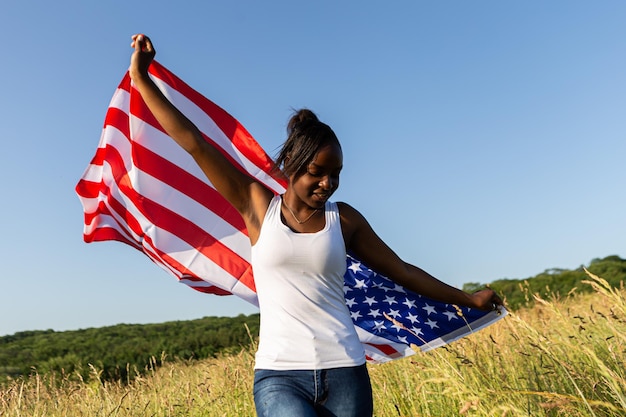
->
[276, 108, 340, 177]
[287, 108, 319, 136]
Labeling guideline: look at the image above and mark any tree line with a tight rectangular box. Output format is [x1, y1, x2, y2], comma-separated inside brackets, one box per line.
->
[1, 255, 624, 384]
[0, 314, 260, 384]
[463, 255, 626, 309]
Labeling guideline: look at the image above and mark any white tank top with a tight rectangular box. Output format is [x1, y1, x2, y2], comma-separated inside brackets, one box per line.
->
[251, 195, 365, 370]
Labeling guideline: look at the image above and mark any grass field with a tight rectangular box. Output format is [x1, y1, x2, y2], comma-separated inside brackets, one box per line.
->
[1, 269, 624, 416]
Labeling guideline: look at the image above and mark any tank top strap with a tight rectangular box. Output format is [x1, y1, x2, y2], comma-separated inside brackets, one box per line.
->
[326, 200, 339, 225]
[266, 194, 282, 224]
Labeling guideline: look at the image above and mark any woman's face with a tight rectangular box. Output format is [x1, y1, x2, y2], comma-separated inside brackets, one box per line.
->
[290, 143, 343, 209]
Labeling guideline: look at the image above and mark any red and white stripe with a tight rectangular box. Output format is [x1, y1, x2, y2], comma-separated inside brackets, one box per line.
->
[76, 61, 286, 306]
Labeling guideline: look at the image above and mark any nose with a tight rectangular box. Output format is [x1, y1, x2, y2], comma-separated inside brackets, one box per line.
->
[319, 175, 338, 190]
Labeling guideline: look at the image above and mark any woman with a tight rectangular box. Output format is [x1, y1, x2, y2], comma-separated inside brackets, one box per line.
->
[129, 34, 502, 417]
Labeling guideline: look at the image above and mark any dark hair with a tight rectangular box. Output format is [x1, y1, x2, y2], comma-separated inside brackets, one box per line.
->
[275, 109, 341, 178]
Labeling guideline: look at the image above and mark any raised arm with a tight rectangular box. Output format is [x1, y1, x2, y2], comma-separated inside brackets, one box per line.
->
[339, 203, 502, 311]
[129, 34, 272, 241]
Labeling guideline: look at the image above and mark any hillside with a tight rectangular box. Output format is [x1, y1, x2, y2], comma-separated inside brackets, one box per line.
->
[2, 267, 625, 416]
[1, 255, 624, 384]
[0, 314, 260, 382]
[463, 254, 626, 309]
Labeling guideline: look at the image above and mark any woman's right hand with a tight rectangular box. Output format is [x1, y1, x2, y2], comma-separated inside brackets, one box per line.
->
[129, 34, 156, 80]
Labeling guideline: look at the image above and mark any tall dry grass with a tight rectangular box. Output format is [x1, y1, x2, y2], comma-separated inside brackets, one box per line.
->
[1, 270, 624, 416]
[368, 269, 626, 416]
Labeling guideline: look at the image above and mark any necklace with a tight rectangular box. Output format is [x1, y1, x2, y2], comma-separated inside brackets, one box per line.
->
[282, 198, 320, 224]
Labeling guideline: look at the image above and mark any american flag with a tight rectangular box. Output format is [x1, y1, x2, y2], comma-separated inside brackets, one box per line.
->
[76, 61, 506, 364]
[344, 255, 506, 362]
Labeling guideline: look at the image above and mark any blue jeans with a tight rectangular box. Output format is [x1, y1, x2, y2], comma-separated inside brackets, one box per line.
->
[253, 364, 373, 417]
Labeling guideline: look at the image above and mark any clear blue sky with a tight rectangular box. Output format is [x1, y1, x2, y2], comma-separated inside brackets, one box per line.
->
[1, 1, 624, 336]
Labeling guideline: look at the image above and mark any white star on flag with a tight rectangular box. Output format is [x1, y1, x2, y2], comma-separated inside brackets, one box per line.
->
[443, 310, 460, 321]
[373, 321, 386, 332]
[383, 295, 397, 305]
[363, 296, 377, 306]
[353, 278, 367, 289]
[368, 309, 382, 318]
[425, 319, 439, 329]
[407, 313, 420, 324]
[387, 308, 401, 319]
[403, 298, 417, 309]
[348, 262, 362, 274]
[423, 303, 437, 316]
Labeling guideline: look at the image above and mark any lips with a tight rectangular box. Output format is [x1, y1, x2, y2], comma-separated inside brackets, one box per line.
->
[312, 192, 331, 204]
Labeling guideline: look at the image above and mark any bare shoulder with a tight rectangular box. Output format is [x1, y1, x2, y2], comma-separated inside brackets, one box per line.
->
[336, 201, 369, 246]
[336, 201, 362, 221]
[337, 201, 372, 220]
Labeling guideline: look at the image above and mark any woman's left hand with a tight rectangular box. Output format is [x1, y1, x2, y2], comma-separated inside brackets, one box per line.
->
[470, 289, 503, 311]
